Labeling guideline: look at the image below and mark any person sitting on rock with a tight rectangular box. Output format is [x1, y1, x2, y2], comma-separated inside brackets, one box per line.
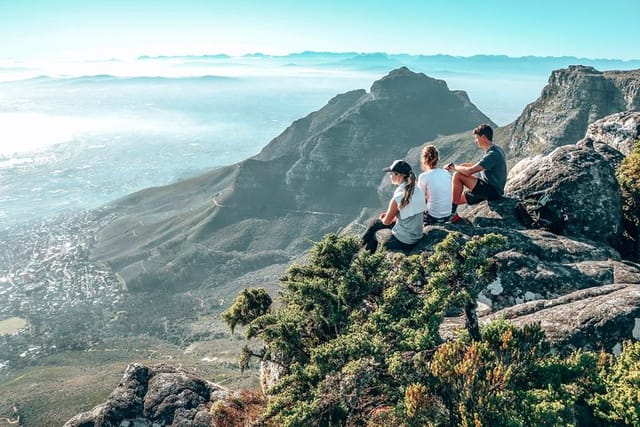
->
[361, 160, 426, 253]
[445, 124, 507, 220]
[417, 144, 452, 225]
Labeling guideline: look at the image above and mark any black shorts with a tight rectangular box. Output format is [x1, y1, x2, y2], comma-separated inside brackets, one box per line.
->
[423, 211, 450, 225]
[383, 234, 417, 253]
[465, 179, 501, 205]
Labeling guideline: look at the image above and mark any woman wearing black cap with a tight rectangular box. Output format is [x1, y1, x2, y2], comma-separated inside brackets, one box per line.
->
[361, 159, 427, 253]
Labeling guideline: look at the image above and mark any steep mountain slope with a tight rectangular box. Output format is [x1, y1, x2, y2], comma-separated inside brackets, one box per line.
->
[504, 65, 640, 159]
[91, 67, 493, 291]
[402, 65, 640, 170]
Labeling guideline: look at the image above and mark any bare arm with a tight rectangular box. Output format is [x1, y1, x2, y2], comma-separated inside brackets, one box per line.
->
[380, 198, 399, 225]
[446, 162, 484, 176]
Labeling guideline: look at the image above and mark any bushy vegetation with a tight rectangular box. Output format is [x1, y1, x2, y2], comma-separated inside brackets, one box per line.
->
[210, 389, 267, 427]
[616, 138, 640, 261]
[222, 232, 640, 426]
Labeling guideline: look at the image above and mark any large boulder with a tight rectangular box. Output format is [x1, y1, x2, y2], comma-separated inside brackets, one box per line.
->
[576, 111, 640, 175]
[64, 364, 230, 427]
[482, 284, 640, 354]
[505, 144, 623, 248]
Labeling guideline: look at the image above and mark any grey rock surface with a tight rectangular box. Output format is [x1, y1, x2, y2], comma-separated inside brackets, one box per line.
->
[482, 284, 640, 354]
[63, 363, 229, 427]
[419, 217, 636, 312]
[505, 66, 640, 159]
[580, 111, 640, 156]
[505, 144, 623, 247]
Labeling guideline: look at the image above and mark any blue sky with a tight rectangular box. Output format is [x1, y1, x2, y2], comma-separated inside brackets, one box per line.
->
[1, 0, 639, 61]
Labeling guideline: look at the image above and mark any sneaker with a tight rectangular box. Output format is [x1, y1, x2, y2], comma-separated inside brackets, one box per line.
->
[450, 213, 461, 223]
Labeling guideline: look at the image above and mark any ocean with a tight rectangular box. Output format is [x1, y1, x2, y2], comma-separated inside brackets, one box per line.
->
[0, 72, 379, 229]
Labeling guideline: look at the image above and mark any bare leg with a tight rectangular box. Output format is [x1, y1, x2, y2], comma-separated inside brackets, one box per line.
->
[451, 172, 478, 205]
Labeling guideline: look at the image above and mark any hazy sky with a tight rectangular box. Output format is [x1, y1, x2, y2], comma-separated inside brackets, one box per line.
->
[1, 0, 639, 61]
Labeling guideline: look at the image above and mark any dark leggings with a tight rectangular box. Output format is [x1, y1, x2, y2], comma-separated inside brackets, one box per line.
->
[361, 219, 415, 253]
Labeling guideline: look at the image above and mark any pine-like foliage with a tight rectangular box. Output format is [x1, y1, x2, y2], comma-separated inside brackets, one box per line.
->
[222, 288, 273, 333]
[590, 341, 640, 425]
[221, 232, 640, 426]
[616, 138, 640, 260]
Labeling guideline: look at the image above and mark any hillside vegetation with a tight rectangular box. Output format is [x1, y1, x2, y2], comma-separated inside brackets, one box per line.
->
[617, 139, 640, 261]
[220, 233, 640, 426]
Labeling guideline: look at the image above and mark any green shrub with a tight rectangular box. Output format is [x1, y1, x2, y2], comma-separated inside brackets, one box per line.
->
[221, 231, 640, 426]
[616, 138, 640, 260]
[222, 288, 272, 333]
[590, 341, 640, 426]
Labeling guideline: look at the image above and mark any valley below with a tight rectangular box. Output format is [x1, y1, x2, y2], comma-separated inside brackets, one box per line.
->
[0, 210, 268, 426]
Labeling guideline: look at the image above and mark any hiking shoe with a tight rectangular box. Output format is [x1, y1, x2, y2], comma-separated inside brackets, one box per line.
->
[450, 213, 461, 223]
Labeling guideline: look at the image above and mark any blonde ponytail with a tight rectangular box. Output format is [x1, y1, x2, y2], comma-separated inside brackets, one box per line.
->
[421, 145, 439, 170]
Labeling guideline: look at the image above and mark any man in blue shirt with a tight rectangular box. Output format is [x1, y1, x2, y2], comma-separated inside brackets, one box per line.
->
[445, 124, 507, 219]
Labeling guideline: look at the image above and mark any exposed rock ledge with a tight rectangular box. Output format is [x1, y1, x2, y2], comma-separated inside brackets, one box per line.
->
[484, 283, 640, 353]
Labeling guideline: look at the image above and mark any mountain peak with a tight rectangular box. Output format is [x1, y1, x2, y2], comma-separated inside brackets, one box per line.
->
[562, 64, 602, 75]
[370, 67, 448, 99]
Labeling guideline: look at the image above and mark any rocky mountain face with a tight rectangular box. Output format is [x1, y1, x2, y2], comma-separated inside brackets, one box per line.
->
[398, 67, 640, 183]
[90, 67, 493, 292]
[504, 65, 640, 159]
[65, 67, 640, 425]
[68, 109, 640, 426]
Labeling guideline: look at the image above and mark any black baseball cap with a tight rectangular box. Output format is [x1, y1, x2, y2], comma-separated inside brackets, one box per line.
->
[383, 159, 412, 175]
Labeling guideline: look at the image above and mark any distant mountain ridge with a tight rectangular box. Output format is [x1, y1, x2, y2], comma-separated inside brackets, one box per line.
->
[136, 51, 640, 73]
[3, 74, 233, 85]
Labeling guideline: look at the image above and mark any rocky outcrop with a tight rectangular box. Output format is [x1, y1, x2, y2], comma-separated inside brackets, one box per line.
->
[420, 110, 640, 352]
[419, 211, 639, 312]
[482, 284, 640, 354]
[505, 66, 640, 159]
[504, 144, 623, 247]
[64, 363, 230, 427]
[579, 110, 640, 157]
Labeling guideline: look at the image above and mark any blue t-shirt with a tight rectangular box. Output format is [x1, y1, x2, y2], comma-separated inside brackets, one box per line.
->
[478, 144, 507, 195]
